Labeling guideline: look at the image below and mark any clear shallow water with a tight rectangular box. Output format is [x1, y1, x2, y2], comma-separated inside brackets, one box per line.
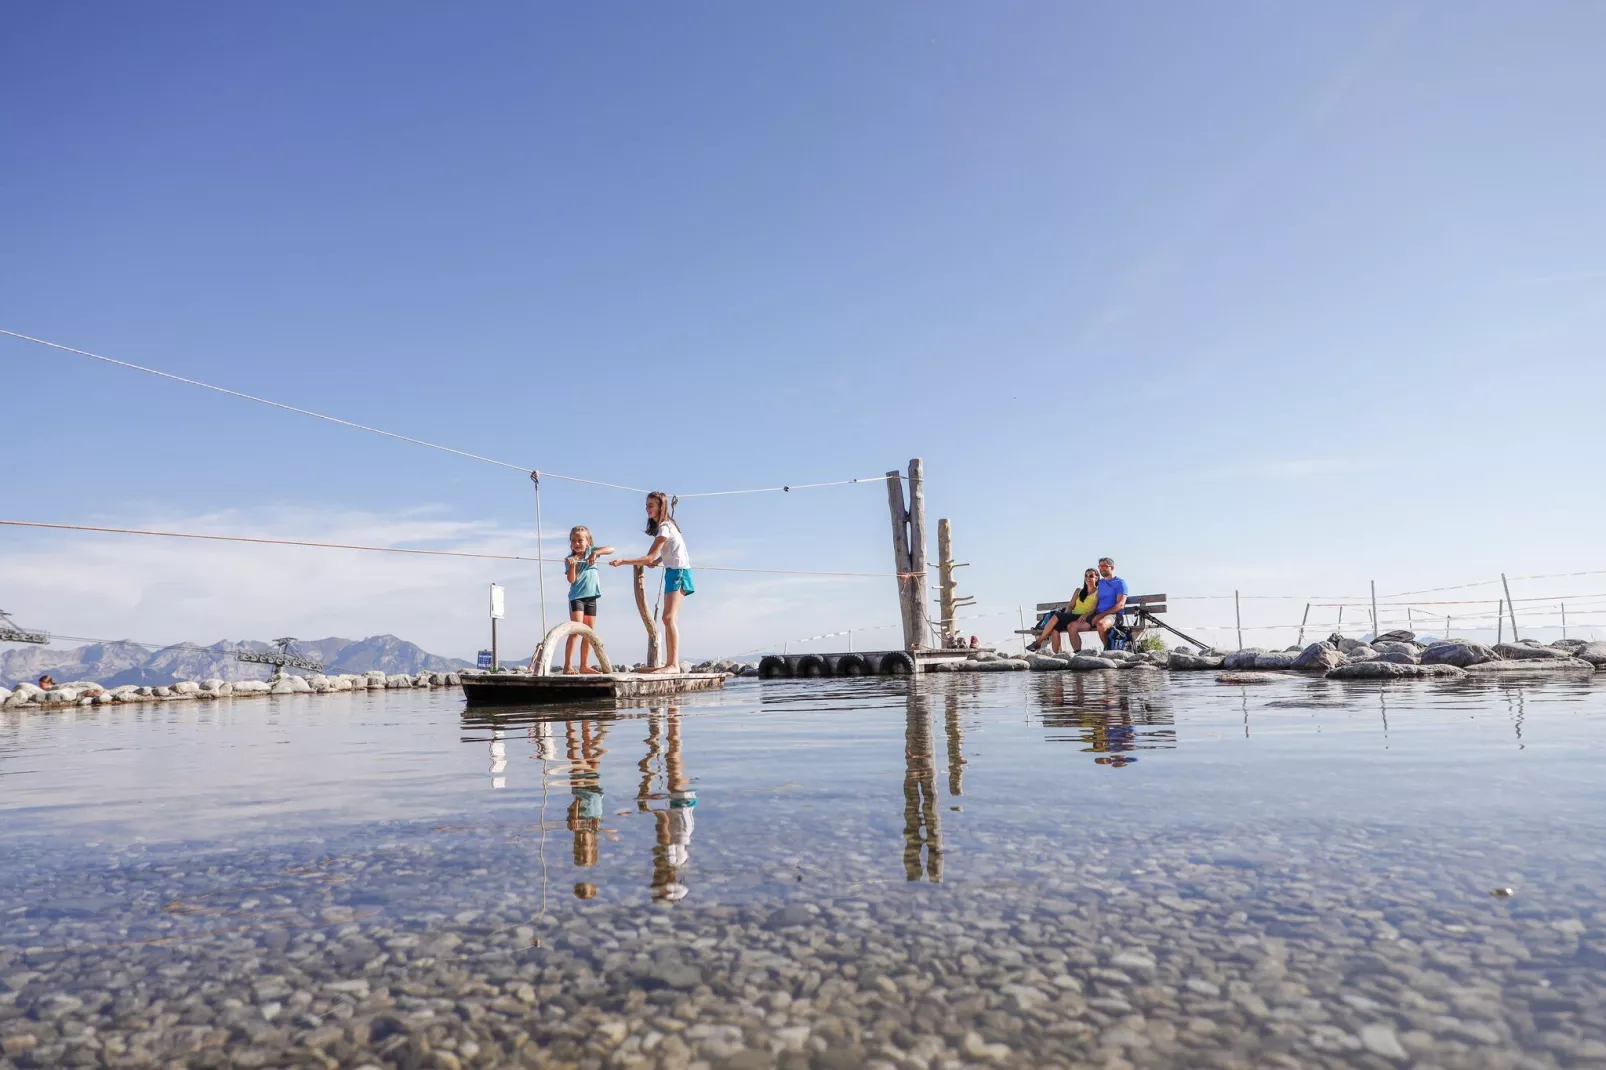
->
[2, 673, 1605, 1068]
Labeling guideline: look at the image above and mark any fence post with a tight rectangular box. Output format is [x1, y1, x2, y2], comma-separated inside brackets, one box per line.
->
[1500, 573, 1518, 641]
[1445, 615, 1451, 638]
[1234, 590, 1243, 650]
[1296, 602, 1310, 647]
[1370, 580, 1379, 641]
[1562, 603, 1567, 640]
[1018, 605, 1027, 654]
[1496, 601, 1503, 645]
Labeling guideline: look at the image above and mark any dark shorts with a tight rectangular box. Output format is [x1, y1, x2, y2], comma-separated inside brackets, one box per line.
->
[1045, 608, 1086, 632]
[569, 597, 598, 615]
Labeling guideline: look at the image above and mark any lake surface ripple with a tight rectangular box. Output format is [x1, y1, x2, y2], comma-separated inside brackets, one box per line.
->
[3, 673, 1605, 1068]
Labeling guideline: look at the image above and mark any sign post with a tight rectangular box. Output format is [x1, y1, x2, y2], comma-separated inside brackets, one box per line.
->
[489, 584, 505, 672]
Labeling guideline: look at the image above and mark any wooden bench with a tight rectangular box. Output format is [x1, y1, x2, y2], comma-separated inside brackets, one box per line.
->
[1016, 593, 1169, 652]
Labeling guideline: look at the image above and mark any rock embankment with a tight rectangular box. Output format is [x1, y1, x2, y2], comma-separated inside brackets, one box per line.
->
[0, 671, 461, 710]
[1164, 631, 1602, 682]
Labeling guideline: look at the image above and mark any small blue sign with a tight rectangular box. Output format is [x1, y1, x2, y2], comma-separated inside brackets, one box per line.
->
[477, 650, 493, 669]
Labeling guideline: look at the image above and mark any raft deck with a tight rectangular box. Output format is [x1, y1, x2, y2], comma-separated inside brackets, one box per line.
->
[459, 671, 727, 706]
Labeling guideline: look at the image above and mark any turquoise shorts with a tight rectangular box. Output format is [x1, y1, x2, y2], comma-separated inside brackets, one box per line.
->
[665, 567, 696, 595]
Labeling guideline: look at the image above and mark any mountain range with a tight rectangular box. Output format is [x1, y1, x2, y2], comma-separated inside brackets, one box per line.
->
[0, 635, 473, 689]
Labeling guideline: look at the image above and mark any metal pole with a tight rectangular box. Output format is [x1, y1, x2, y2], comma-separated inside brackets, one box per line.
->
[1496, 601, 1503, 645]
[848, 629, 853, 653]
[491, 617, 499, 672]
[1337, 605, 1344, 633]
[1445, 615, 1451, 638]
[1296, 603, 1310, 647]
[1562, 603, 1567, 640]
[1501, 573, 1518, 640]
[1234, 590, 1243, 650]
[1370, 580, 1379, 641]
[1018, 606, 1027, 653]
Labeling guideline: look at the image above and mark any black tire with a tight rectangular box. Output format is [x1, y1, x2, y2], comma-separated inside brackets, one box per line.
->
[879, 651, 916, 676]
[834, 653, 868, 677]
[758, 655, 791, 679]
[794, 654, 826, 678]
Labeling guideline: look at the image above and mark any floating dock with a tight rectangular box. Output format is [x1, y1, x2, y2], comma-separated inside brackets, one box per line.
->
[460, 671, 727, 706]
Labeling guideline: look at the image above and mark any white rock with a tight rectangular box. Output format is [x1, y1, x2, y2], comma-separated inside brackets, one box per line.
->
[233, 680, 270, 695]
[307, 675, 330, 692]
[12, 682, 45, 698]
[3, 690, 34, 707]
[331, 676, 352, 692]
[285, 675, 312, 693]
[1359, 1024, 1406, 1061]
[413, 672, 432, 687]
[365, 671, 388, 686]
[444, 673, 460, 686]
[46, 688, 80, 703]
[269, 680, 295, 695]
[0, 688, 10, 703]
[171, 681, 200, 695]
[386, 674, 413, 688]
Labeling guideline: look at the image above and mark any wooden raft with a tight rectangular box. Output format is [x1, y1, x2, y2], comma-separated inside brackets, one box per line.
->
[460, 671, 726, 706]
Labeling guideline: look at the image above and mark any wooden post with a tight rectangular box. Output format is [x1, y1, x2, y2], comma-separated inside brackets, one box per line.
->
[937, 518, 957, 642]
[907, 459, 931, 650]
[1234, 590, 1243, 650]
[1501, 573, 1518, 641]
[886, 470, 916, 649]
[1370, 580, 1379, 641]
[1496, 600, 1503, 645]
[634, 565, 662, 668]
[1561, 602, 1567, 640]
[1296, 603, 1310, 647]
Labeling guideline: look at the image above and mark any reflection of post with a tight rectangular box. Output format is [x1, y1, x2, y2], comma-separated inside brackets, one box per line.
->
[489, 728, 507, 790]
[943, 687, 965, 798]
[528, 720, 557, 762]
[903, 691, 942, 882]
[638, 712, 664, 812]
[651, 708, 695, 901]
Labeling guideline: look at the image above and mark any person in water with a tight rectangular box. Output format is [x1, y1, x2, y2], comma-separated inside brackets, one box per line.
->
[562, 525, 614, 674]
[1028, 567, 1101, 653]
[611, 490, 693, 673]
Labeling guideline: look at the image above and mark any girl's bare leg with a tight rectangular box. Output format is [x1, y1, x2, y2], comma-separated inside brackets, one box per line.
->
[564, 610, 584, 673]
[648, 591, 683, 672]
[578, 613, 601, 673]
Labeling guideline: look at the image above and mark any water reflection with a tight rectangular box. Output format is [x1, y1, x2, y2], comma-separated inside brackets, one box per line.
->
[638, 709, 696, 902]
[1035, 674, 1177, 766]
[903, 691, 942, 882]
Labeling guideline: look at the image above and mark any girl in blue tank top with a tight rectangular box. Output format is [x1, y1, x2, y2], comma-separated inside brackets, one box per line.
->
[563, 526, 614, 674]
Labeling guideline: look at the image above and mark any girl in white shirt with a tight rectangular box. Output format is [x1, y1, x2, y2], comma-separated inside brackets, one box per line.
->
[611, 490, 694, 673]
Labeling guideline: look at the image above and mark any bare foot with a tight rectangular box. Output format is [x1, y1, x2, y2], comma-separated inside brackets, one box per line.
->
[562, 668, 578, 675]
[578, 666, 601, 675]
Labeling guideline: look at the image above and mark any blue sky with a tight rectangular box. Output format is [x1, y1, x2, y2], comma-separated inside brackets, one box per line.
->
[4, 2, 1605, 659]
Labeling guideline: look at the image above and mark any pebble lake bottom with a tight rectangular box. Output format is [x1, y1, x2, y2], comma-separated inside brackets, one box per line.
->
[2, 675, 1605, 1070]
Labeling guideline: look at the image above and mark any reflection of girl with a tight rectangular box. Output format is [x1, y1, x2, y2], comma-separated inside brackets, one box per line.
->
[651, 711, 696, 901]
[565, 721, 608, 870]
[611, 491, 693, 672]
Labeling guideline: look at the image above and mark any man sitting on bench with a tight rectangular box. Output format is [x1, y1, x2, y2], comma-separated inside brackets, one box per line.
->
[1068, 556, 1127, 651]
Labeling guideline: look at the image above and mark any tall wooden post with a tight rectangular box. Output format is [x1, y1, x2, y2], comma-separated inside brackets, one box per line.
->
[906, 459, 931, 649]
[886, 470, 915, 648]
[634, 565, 662, 668]
[937, 519, 956, 641]
[886, 459, 931, 651]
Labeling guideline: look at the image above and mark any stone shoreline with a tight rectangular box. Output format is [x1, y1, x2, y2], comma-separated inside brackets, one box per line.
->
[0, 671, 462, 711]
[928, 632, 1606, 681]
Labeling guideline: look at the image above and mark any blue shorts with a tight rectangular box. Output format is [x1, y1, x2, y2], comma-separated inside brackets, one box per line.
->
[665, 568, 696, 595]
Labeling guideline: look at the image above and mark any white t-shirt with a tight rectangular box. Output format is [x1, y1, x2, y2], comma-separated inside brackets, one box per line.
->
[656, 519, 691, 569]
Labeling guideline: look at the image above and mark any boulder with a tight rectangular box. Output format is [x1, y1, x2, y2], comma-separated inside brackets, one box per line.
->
[1551, 639, 1588, 653]
[213, 682, 234, 696]
[108, 685, 141, 698]
[10, 682, 45, 699]
[1371, 641, 1418, 658]
[1492, 643, 1573, 662]
[198, 678, 226, 692]
[739, 666, 759, 677]
[1420, 642, 1499, 668]
[46, 688, 81, 704]
[1067, 655, 1120, 671]
[1575, 642, 1606, 667]
[1373, 630, 1417, 645]
[1465, 658, 1595, 676]
[151, 686, 171, 698]
[1222, 649, 1266, 670]
[269, 679, 295, 695]
[330, 676, 352, 692]
[924, 660, 955, 673]
[445, 672, 462, 686]
[282, 675, 311, 693]
[1169, 652, 1225, 670]
[1327, 661, 1468, 680]
[1377, 649, 1421, 665]
[1335, 637, 1373, 655]
[1253, 651, 1300, 670]
[957, 658, 1029, 672]
[94, 693, 116, 705]
[233, 680, 271, 695]
[968, 651, 999, 662]
[171, 681, 201, 695]
[365, 671, 389, 687]
[1026, 654, 1070, 671]
[1292, 642, 1345, 671]
[413, 673, 433, 687]
[386, 674, 414, 688]
[307, 674, 331, 692]
[3, 690, 34, 707]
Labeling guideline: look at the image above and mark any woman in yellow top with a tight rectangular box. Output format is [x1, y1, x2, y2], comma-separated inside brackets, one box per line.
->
[1027, 569, 1101, 653]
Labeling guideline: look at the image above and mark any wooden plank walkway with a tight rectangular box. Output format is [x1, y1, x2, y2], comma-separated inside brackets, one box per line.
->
[459, 671, 726, 706]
